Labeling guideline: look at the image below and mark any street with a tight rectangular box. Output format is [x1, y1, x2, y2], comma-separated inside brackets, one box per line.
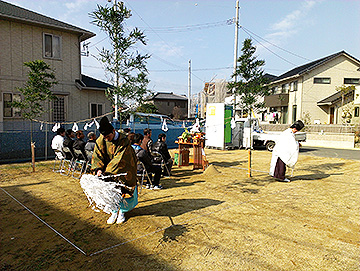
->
[300, 146, 360, 161]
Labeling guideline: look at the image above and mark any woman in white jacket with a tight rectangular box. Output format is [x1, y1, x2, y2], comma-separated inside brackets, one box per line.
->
[269, 120, 304, 182]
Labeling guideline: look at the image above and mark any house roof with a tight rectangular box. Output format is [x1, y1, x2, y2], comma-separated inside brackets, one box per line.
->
[149, 92, 188, 101]
[273, 51, 360, 83]
[264, 73, 278, 82]
[317, 89, 355, 106]
[76, 74, 113, 90]
[0, 0, 95, 41]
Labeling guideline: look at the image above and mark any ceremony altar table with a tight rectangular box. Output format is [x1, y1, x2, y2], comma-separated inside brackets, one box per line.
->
[175, 139, 205, 170]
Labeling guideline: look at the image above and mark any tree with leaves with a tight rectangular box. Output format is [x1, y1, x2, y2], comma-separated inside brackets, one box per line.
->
[227, 38, 269, 177]
[136, 103, 158, 114]
[227, 38, 270, 116]
[335, 85, 356, 124]
[90, 2, 150, 112]
[12, 60, 58, 171]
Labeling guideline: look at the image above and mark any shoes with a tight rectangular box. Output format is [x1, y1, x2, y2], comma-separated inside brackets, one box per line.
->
[106, 211, 118, 224]
[116, 212, 126, 224]
[145, 184, 151, 189]
[284, 178, 291, 182]
[151, 185, 163, 190]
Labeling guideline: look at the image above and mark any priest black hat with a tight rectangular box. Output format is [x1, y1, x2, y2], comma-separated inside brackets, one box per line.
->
[99, 116, 114, 135]
[290, 120, 304, 131]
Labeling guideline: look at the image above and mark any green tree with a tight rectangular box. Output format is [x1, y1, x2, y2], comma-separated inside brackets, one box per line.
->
[90, 2, 150, 111]
[227, 38, 270, 115]
[227, 38, 269, 177]
[12, 60, 58, 171]
[136, 103, 158, 114]
[335, 85, 356, 124]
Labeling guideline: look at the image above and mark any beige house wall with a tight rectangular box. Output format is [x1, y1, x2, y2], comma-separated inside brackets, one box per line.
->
[0, 20, 111, 123]
[301, 55, 360, 124]
[269, 55, 360, 125]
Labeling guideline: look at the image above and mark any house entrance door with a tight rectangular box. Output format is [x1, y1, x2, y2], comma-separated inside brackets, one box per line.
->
[330, 107, 335, 124]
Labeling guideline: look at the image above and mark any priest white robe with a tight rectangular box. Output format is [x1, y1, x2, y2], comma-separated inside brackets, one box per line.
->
[269, 128, 299, 177]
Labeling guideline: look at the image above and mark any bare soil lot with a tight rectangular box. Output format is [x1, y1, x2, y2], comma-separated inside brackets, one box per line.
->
[1, 149, 359, 270]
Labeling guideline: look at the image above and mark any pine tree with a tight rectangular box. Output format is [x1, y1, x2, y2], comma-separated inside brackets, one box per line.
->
[227, 38, 270, 116]
[12, 60, 58, 171]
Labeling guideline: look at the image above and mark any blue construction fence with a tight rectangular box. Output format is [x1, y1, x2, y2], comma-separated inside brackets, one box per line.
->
[0, 117, 195, 164]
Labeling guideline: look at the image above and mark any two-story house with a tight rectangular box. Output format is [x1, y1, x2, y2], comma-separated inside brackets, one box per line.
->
[0, 0, 112, 128]
[264, 51, 360, 125]
[146, 92, 188, 119]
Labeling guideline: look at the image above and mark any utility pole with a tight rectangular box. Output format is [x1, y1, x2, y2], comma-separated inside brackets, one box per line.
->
[188, 59, 191, 119]
[233, 0, 240, 117]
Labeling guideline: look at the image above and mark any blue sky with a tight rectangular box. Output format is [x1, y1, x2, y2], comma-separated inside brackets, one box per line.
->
[6, 0, 360, 97]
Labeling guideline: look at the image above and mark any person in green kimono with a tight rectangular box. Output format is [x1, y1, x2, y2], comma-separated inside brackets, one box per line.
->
[91, 116, 138, 224]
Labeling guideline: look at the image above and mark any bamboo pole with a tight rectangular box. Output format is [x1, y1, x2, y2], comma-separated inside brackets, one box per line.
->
[247, 149, 251, 177]
[31, 142, 35, 172]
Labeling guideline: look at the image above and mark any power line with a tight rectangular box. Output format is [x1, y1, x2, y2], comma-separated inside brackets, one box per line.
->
[241, 26, 298, 67]
[241, 26, 312, 62]
[123, 0, 206, 83]
[142, 19, 233, 33]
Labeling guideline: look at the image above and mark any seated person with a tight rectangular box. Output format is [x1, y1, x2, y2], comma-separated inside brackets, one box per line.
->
[84, 132, 97, 161]
[51, 127, 65, 159]
[132, 133, 163, 190]
[127, 132, 135, 145]
[152, 133, 173, 176]
[141, 128, 153, 154]
[73, 130, 88, 161]
[63, 129, 76, 160]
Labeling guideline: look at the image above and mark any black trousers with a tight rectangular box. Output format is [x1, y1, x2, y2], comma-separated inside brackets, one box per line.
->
[273, 157, 286, 180]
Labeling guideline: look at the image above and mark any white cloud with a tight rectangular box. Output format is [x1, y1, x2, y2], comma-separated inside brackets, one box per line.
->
[151, 41, 184, 58]
[266, 0, 322, 45]
[65, 0, 92, 10]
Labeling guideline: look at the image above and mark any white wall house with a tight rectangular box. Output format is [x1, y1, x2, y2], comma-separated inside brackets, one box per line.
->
[264, 51, 360, 125]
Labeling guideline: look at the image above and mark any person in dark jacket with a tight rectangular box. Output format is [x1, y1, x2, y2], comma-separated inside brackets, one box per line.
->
[84, 132, 96, 161]
[63, 129, 75, 160]
[73, 130, 87, 161]
[132, 133, 163, 190]
[152, 133, 173, 176]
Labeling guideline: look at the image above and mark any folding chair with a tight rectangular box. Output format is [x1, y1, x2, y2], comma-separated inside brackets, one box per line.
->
[152, 151, 172, 177]
[60, 147, 75, 176]
[72, 149, 88, 179]
[52, 149, 65, 173]
[137, 160, 152, 193]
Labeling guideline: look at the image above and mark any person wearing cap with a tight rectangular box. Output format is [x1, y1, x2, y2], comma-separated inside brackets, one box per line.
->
[91, 116, 138, 224]
[269, 120, 305, 182]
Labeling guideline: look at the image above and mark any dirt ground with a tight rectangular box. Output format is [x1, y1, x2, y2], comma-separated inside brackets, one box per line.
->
[1, 149, 359, 271]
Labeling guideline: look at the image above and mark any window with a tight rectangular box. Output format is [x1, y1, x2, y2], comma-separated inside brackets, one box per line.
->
[281, 84, 289, 93]
[3, 93, 21, 118]
[344, 78, 360, 85]
[355, 107, 360, 117]
[90, 103, 103, 118]
[292, 81, 298, 91]
[43, 33, 61, 59]
[53, 97, 65, 122]
[292, 105, 297, 123]
[314, 77, 331, 84]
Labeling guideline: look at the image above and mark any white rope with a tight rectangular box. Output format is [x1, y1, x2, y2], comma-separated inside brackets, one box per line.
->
[89, 186, 296, 256]
[0, 165, 294, 257]
[0, 187, 87, 256]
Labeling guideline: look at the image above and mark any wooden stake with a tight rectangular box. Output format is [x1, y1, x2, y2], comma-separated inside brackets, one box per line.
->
[31, 142, 35, 172]
[247, 149, 251, 177]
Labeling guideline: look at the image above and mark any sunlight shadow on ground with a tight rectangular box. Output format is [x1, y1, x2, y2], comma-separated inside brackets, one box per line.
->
[130, 198, 224, 218]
